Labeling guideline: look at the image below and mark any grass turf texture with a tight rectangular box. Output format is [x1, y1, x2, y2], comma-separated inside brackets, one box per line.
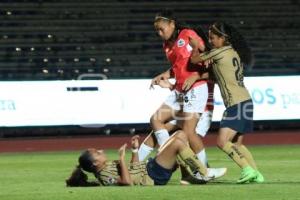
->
[0, 145, 300, 200]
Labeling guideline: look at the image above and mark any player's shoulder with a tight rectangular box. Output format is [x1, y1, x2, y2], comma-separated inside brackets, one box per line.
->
[180, 28, 197, 37]
[211, 45, 233, 55]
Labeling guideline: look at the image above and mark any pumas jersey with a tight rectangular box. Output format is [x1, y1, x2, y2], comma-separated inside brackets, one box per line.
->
[96, 161, 154, 186]
[199, 46, 251, 107]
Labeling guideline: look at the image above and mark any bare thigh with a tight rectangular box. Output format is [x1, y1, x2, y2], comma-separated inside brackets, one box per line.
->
[155, 132, 186, 169]
[182, 112, 204, 153]
[150, 103, 179, 131]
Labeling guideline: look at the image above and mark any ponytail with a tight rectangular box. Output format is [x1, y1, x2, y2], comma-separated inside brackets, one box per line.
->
[66, 165, 100, 187]
[193, 25, 212, 51]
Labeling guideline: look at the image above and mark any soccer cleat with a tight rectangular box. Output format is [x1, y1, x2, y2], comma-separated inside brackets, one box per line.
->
[180, 173, 207, 185]
[192, 167, 227, 182]
[250, 171, 264, 183]
[205, 167, 227, 181]
[237, 166, 257, 184]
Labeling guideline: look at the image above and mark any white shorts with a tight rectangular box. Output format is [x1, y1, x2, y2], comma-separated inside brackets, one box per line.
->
[169, 110, 213, 137]
[164, 83, 208, 113]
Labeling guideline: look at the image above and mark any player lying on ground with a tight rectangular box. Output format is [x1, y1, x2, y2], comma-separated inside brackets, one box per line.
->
[66, 131, 226, 186]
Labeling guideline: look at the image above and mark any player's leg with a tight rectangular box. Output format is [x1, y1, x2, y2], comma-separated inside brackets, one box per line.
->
[155, 131, 226, 182]
[233, 134, 264, 183]
[146, 130, 203, 185]
[217, 100, 257, 183]
[193, 110, 213, 167]
[181, 84, 208, 166]
[155, 131, 207, 175]
[138, 123, 178, 161]
[150, 90, 180, 146]
[182, 112, 207, 163]
[217, 127, 249, 168]
[233, 134, 257, 169]
[138, 130, 156, 161]
[177, 110, 212, 167]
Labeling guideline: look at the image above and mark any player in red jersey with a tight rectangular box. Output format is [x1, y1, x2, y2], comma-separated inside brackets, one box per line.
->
[141, 10, 226, 183]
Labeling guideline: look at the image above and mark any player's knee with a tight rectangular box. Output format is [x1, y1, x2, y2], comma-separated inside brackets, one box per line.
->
[150, 114, 155, 124]
[173, 130, 188, 141]
[150, 114, 160, 128]
[216, 136, 226, 149]
[171, 135, 186, 147]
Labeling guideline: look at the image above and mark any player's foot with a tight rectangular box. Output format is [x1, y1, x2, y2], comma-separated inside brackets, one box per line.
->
[250, 171, 264, 183]
[205, 167, 227, 181]
[237, 166, 257, 184]
[180, 173, 207, 185]
[192, 167, 227, 182]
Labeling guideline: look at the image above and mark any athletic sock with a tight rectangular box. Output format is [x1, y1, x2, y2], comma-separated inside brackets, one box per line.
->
[177, 146, 207, 176]
[138, 143, 154, 161]
[154, 129, 170, 146]
[222, 142, 249, 169]
[196, 149, 208, 167]
[239, 145, 257, 170]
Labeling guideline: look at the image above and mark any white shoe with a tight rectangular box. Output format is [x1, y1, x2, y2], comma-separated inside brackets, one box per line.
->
[194, 168, 227, 182]
[206, 168, 227, 181]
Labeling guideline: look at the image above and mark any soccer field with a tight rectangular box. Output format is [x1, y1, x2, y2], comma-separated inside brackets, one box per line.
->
[0, 145, 299, 200]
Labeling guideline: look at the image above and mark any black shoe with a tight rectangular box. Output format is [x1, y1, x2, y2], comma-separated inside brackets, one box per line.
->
[180, 174, 207, 185]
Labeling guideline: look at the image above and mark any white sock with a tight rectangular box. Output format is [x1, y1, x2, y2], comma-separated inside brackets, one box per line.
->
[138, 143, 154, 161]
[196, 149, 208, 167]
[154, 129, 170, 146]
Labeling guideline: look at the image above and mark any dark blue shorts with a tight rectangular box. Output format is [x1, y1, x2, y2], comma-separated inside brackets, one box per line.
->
[146, 157, 173, 185]
[220, 99, 253, 134]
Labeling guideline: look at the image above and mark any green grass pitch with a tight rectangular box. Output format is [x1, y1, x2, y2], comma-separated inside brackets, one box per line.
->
[0, 145, 299, 200]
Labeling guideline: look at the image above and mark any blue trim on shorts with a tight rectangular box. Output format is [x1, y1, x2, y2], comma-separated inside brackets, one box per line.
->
[220, 99, 253, 134]
[146, 157, 173, 185]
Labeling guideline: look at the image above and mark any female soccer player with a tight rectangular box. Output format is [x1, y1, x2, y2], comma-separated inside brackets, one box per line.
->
[140, 78, 227, 184]
[66, 132, 225, 186]
[189, 21, 264, 183]
[148, 10, 213, 168]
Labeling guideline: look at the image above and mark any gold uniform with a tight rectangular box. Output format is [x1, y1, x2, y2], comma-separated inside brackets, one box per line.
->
[200, 46, 251, 107]
[95, 161, 154, 186]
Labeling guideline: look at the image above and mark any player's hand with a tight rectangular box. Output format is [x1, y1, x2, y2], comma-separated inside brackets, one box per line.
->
[150, 75, 162, 89]
[204, 59, 213, 68]
[119, 143, 127, 160]
[131, 135, 140, 150]
[182, 74, 198, 91]
[150, 70, 172, 89]
[158, 79, 174, 90]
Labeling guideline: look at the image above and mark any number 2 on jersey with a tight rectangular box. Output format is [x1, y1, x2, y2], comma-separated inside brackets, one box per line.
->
[232, 57, 244, 87]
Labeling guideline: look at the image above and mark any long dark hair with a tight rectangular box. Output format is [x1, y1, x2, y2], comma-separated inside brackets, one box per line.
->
[65, 150, 100, 187]
[209, 22, 253, 67]
[154, 9, 211, 50]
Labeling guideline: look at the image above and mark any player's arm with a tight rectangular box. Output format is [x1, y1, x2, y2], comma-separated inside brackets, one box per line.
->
[157, 79, 175, 90]
[189, 37, 214, 64]
[117, 144, 133, 186]
[150, 68, 173, 89]
[130, 135, 140, 163]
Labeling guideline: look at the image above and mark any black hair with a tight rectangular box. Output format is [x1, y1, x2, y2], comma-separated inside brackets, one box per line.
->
[78, 150, 96, 173]
[209, 22, 253, 67]
[65, 150, 100, 187]
[154, 9, 211, 50]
